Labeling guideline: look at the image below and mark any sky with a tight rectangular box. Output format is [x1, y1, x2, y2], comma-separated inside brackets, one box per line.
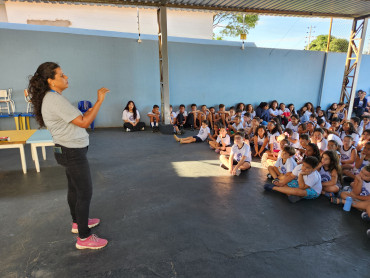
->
[214, 15, 370, 52]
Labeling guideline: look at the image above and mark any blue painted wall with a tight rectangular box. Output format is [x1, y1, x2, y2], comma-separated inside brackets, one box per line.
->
[320, 53, 370, 110]
[0, 23, 368, 129]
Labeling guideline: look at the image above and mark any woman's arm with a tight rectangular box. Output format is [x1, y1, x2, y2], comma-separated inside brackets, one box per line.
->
[72, 88, 109, 128]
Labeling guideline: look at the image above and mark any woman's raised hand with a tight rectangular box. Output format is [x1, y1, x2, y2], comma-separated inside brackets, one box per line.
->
[97, 87, 110, 102]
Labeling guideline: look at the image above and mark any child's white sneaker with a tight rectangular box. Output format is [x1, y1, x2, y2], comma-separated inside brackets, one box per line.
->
[235, 169, 241, 176]
[126, 128, 131, 132]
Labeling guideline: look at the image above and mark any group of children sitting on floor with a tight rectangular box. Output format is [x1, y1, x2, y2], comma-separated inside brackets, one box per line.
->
[168, 100, 370, 237]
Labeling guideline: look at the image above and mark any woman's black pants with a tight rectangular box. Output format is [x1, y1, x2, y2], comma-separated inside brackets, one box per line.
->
[54, 144, 92, 239]
[123, 122, 146, 131]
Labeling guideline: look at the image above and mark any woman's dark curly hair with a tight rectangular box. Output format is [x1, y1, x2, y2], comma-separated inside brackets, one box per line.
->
[28, 62, 60, 127]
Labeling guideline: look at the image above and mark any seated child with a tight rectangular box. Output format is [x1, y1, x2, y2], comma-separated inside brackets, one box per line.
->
[264, 156, 322, 203]
[351, 116, 363, 136]
[220, 131, 251, 176]
[311, 128, 328, 154]
[323, 128, 343, 147]
[319, 150, 341, 197]
[242, 112, 252, 132]
[357, 129, 370, 152]
[248, 117, 261, 138]
[329, 117, 341, 136]
[284, 128, 299, 148]
[295, 134, 310, 163]
[273, 143, 321, 187]
[331, 165, 370, 209]
[286, 114, 300, 133]
[173, 104, 187, 135]
[261, 138, 289, 168]
[297, 123, 307, 136]
[327, 140, 341, 161]
[209, 125, 231, 153]
[229, 116, 243, 137]
[208, 107, 216, 130]
[198, 105, 212, 126]
[253, 125, 269, 157]
[309, 114, 317, 126]
[266, 120, 281, 160]
[226, 107, 236, 126]
[147, 104, 160, 132]
[267, 145, 297, 182]
[340, 135, 357, 171]
[170, 105, 177, 125]
[278, 102, 290, 126]
[215, 104, 229, 127]
[343, 141, 370, 180]
[186, 104, 200, 130]
[360, 115, 370, 130]
[173, 120, 211, 144]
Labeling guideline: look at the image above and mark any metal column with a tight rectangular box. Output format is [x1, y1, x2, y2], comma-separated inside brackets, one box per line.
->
[340, 17, 368, 119]
[157, 7, 171, 125]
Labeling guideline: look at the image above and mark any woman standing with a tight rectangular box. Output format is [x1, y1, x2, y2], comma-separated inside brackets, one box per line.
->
[28, 62, 109, 250]
[122, 100, 146, 131]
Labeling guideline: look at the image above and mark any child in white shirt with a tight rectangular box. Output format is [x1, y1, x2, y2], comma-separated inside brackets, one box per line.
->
[147, 104, 160, 132]
[220, 131, 251, 176]
[173, 120, 211, 144]
[264, 156, 322, 203]
[267, 145, 297, 182]
[209, 125, 231, 153]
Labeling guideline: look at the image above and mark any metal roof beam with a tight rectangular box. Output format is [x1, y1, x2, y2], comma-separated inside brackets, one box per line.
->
[26, 0, 369, 19]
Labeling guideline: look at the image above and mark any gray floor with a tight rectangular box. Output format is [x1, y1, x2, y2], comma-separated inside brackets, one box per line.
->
[1, 128, 370, 278]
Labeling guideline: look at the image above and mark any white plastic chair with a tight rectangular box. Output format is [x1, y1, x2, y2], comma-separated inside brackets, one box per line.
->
[24, 89, 32, 113]
[0, 89, 15, 113]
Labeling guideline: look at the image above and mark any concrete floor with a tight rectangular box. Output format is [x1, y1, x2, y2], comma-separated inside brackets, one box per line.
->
[1, 128, 370, 278]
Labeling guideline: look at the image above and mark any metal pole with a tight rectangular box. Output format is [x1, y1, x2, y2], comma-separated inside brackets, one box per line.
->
[157, 7, 171, 125]
[326, 18, 333, 52]
[318, 18, 333, 107]
[347, 17, 368, 119]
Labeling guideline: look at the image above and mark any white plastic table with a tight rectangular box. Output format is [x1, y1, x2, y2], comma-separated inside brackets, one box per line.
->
[26, 129, 54, 172]
[0, 130, 36, 174]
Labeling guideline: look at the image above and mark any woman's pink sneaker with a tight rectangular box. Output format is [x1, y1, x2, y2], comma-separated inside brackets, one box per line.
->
[76, 234, 108, 250]
[71, 218, 100, 234]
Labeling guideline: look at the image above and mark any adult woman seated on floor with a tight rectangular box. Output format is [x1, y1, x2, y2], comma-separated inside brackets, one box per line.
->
[122, 100, 146, 132]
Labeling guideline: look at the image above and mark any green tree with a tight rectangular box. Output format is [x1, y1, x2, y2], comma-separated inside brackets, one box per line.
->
[213, 13, 259, 40]
[308, 35, 349, 52]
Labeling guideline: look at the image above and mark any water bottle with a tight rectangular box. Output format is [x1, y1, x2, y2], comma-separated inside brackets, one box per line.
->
[343, 196, 353, 211]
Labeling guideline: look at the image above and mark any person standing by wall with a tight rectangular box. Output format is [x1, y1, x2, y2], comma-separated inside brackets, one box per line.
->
[28, 62, 109, 250]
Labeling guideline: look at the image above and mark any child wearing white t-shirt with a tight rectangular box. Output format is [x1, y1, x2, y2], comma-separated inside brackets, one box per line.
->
[209, 125, 231, 153]
[229, 116, 243, 137]
[264, 156, 322, 203]
[147, 104, 160, 132]
[220, 131, 251, 176]
[267, 146, 296, 182]
[311, 128, 328, 154]
[173, 121, 211, 144]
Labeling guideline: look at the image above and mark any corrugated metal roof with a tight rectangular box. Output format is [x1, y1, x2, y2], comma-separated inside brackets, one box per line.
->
[11, 0, 370, 18]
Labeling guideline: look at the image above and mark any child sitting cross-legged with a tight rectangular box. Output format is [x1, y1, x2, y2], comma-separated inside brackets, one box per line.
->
[318, 150, 342, 197]
[331, 165, 370, 210]
[209, 125, 231, 154]
[229, 115, 243, 138]
[220, 131, 251, 176]
[147, 104, 161, 132]
[267, 145, 297, 183]
[173, 120, 211, 144]
[253, 125, 269, 157]
[264, 156, 322, 203]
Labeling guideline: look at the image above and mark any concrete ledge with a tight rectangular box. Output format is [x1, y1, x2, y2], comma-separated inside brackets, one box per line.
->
[159, 123, 174, 135]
